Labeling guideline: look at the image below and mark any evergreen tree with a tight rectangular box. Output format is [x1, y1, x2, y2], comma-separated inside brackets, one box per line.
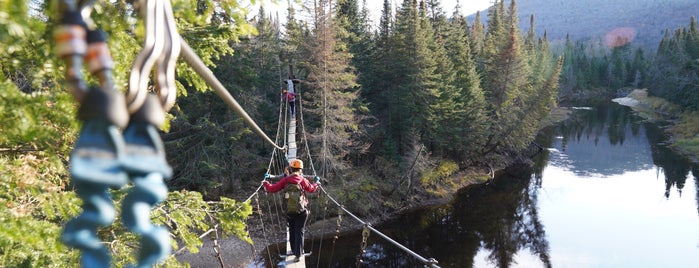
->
[480, 0, 547, 164]
[301, 0, 367, 179]
[0, 1, 258, 266]
[422, 0, 461, 155]
[386, 0, 422, 156]
[390, 0, 448, 159]
[281, 0, 311, 76]
[441, 7, 489, 162]
[335, 0, 376, 166]
[360, 0, 402, 163]
[470, 11, 486, 58]
[650, 18, 699, 110]
[165, 7, 283, 195]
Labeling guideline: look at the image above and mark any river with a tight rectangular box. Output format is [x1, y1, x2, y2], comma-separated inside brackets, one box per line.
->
[299, 100, 699, 267]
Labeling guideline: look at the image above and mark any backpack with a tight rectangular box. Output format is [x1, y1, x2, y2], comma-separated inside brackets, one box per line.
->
[284, 183, 306, 214]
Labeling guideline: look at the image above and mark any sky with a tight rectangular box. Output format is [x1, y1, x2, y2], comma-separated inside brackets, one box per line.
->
[364, 0, 494, 22]
[253, 0, 494, 26]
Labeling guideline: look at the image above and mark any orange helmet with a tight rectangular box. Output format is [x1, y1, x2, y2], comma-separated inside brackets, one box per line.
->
[289, 159, 303, 169]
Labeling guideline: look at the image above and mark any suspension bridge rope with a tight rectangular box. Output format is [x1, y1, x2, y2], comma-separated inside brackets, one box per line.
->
[246, 80, 441, 268]
[317, 185, 442, 268]
[179, 41, 285, 151]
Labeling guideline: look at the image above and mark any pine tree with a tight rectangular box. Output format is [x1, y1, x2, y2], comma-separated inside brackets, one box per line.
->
[387, 0, 422, 156]
[301, 0, 366, 178]
[470, 11, 486, 58]
[281, 0, 311, 75]
[1, 1, 258, 266]
[335, 0, 376, 166]
[440, 7, 489, 161]
[165, 6, 284, 194]
[480, 0, 543, 163]
[389, 0, 448, 158]
[422, 0, 460, 155]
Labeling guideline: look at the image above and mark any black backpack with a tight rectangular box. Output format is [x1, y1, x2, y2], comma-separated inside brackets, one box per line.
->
[284, 183, 306, 214]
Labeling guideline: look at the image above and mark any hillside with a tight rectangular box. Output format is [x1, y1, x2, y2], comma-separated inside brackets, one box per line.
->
[470, 0, 699, 50]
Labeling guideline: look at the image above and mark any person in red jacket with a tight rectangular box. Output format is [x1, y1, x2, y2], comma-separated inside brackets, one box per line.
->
[281, 88, 297, 116]
[263, 159, 318, 262]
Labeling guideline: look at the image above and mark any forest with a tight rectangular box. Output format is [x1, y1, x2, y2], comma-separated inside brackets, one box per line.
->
[1, 0, 697, 266]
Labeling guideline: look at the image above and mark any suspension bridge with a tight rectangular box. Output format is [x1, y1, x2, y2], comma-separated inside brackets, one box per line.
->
[54, 0, 441, 267]
[226, 80, 441, 267]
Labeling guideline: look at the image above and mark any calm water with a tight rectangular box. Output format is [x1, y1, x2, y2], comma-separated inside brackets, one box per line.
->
[302, 101, 699, 268]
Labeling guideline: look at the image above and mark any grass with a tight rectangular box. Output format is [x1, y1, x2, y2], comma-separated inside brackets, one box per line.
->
[625, 89, 699, 162]
[669, 112, 699, 160]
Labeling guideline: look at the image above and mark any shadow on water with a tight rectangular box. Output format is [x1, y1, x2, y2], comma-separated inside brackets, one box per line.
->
[255, 100, 699, 267]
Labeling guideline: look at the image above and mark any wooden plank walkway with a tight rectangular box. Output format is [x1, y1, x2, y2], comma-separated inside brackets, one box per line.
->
[286, 117, 297, 161]
[283, 116, 306, 267]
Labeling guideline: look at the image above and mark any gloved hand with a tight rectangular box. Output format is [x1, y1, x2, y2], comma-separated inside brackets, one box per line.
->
[314, 176, 320, 184]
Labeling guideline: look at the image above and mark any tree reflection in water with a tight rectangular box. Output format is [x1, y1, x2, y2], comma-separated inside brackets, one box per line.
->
[455, 165, 551, 268]
[260, 101, 699, 267]
[291, 165, 552, 268]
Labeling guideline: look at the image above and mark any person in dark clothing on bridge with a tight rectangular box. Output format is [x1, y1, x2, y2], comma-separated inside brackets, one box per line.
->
[263, 159, 319, 262]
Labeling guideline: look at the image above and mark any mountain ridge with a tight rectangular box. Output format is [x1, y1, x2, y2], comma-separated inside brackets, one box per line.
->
[469, 0, 699, 50]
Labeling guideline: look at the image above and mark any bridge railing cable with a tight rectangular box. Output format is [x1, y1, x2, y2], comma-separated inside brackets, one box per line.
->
[318, 185, 441, 268]
[179, 41, 285, 151]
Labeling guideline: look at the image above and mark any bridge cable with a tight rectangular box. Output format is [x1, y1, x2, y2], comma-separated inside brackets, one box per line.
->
[179, 41, 285, 151]
[289, 75, 440, 267]
[318, 185, 441, 268]
[253, 193, 275, 265]
[293, 84, 321, 257]
[296, 84, 318, 177]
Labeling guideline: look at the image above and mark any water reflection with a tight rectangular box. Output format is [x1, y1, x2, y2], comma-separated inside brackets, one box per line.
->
[538, 103, 653, 177]
[645, 122, 693, 198]
[260, 101, 699, 267]
[289, 165, 550, 268]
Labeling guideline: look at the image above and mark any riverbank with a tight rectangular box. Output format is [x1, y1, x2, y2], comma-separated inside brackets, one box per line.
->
[175, 168, 488, 267]
[175, 105, 577, 267]
[613, 88, 699, 163]
[175, 89, 697, 267]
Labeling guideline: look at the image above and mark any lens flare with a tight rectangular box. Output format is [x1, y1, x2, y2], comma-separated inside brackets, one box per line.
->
[604, 27, 637, 48]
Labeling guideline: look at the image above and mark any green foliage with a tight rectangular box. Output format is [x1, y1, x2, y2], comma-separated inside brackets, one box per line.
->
[420, 160, 458, 187]
[0, 111, 80, 267]
[0, 1, 260, 266]
[670, 108, 699, 157]
[474, 0, 561, 165]
[217, 197, 253, 244]
[648, 17, 699, 111]
[0, 213, 78, 267]
[674, 137, 699, 157]
[0, 0, 59, 94]
[0, 82, 78, 154]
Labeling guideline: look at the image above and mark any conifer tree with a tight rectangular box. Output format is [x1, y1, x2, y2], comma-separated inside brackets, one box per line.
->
[165, 6, 283, 194]
[358, 0, 404, 163]
[387, 0, 422, 155]
[335, 0, 376, 166]
[422, 0, 460, 155]
[301, 0, 366, 178]
[480, 0, 545, 163]
[389, 0, 449, 158]
[440, 7, 489, 161]
[1, 1, 259, 266]
[470, 11, 486, 58]
[281, 0, 311, 75]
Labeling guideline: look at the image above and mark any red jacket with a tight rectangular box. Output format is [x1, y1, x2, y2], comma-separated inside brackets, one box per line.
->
[282, 92, 297, 102]
[263, 174, 318, 194]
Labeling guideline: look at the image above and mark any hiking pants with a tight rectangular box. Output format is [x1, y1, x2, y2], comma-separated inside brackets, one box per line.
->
[288, 210, 308, 257]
